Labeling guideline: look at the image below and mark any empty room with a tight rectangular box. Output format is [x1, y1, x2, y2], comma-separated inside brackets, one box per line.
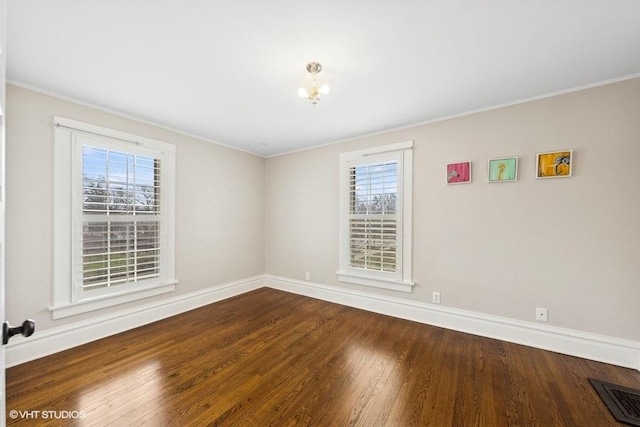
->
[2, 1, 640, 426]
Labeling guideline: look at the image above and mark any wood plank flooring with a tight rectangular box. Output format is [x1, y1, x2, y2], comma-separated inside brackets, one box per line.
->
[6, 288, 640, 426]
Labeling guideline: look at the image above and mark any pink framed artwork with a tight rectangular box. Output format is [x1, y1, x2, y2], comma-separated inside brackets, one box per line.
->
[447, 161, 471, 184]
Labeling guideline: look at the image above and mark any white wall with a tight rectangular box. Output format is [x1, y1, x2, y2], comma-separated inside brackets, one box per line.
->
[266, 78, 640, 341]
[5, 84, 265, 332]
[6, 77, 640, 357]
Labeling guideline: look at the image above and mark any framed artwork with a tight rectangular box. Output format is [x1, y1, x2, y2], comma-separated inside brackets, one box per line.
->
[488, 157, 518, 182]
[447, 161, 471, 184]
[536, 150, 573, 178]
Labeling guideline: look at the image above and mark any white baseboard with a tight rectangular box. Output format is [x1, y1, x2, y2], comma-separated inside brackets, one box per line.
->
[265, 275, 640, 370]
[8, 274, 640, 371]
[5, 275, 265, 367]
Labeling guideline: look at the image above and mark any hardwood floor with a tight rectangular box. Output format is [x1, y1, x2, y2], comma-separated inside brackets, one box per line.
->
[6, 288, 640, 426]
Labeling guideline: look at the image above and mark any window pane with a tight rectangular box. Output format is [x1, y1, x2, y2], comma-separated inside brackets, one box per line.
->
[349, 162, 397, 214]
[82, 146, 160, 215]
[82, 220, 160, 289]
[348, 218, 397, 272]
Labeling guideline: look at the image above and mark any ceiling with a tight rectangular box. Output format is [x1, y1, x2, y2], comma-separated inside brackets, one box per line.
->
[7, 1, 640, 157]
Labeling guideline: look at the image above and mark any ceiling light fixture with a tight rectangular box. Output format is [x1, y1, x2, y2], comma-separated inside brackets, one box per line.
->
[297, 62, 330, 105]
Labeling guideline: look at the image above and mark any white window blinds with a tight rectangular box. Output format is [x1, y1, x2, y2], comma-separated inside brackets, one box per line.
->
[348, 161, 398, 272]
[80, 145, 162, 290]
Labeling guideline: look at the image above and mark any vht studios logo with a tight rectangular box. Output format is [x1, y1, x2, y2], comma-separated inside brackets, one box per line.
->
[9, 410, 87, 419]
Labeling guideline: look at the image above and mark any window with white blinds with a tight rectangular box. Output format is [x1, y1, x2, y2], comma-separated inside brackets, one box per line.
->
[81, 147, 161, 290]
[338, 141, 414, 293]
[349, 161, 398, 272]
[53, 117, 177, 319]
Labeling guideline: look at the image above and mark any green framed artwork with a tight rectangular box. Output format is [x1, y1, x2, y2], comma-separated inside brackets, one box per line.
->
[487, 157, 518, 182]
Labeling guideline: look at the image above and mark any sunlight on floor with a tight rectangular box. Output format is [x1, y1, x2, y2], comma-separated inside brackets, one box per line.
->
[342, 342, 404, 419]
[78, 360, 165, 424]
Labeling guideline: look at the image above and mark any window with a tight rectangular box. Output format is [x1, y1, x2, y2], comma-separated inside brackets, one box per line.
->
[80, 146, 161, 291]
[53, 117, 177, 318]
[337, 141, 414, 292]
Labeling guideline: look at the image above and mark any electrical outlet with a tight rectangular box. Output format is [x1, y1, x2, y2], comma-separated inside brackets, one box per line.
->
[432, 291, 441, 304]
[305, 272, 311, 281]
[535, 307, 548, 322]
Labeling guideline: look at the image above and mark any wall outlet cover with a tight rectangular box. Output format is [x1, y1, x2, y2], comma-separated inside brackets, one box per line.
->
[536, 307, 548, 322]
[432, 292, 441, 304]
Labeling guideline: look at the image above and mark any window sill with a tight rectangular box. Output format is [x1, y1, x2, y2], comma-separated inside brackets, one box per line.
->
[49, 281, 178, 319]
[336, 273, 414, 293]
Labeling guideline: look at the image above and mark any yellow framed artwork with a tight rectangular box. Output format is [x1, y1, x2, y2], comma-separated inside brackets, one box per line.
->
[536, 150, 572, 178]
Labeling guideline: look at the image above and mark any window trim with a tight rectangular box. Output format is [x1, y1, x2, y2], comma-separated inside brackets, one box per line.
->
[52, 117, 177, 319]
[337, 140, 414, 293]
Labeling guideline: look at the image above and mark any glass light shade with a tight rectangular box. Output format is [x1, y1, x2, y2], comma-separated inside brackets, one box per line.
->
[297, 88, 309, 98]
[319, 84, 330, 95]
